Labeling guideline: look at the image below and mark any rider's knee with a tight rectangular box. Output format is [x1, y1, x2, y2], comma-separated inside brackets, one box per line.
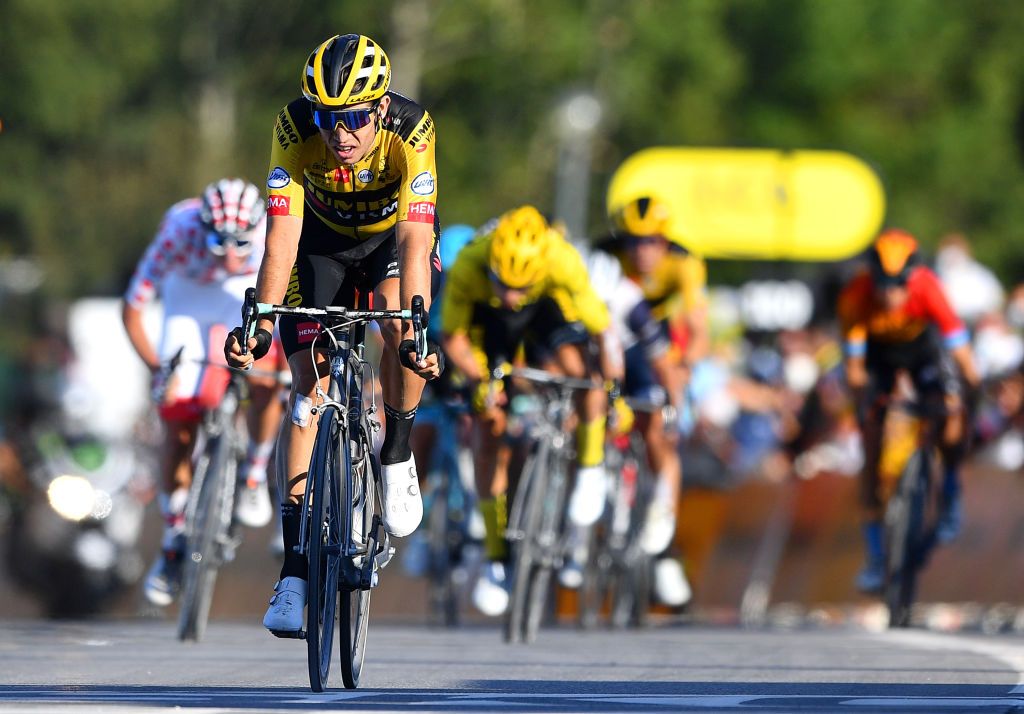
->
[289, 393, 314, 428]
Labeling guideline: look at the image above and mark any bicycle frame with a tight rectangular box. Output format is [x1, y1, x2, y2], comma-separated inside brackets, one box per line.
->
[241, 288, 423, 690]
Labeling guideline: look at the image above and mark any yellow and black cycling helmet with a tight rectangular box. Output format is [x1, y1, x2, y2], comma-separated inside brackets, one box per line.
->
[869, 228, 920, 287]
[611, 195, 671, 238]
[301, 34, 391, 108]
[488, 206, 551, 289]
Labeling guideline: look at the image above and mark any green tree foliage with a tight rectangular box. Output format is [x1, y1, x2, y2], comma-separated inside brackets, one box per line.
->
[3, 0, 1024, 301]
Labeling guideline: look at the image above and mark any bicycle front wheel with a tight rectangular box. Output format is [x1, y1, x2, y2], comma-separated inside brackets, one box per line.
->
[178, 430, 236, 642]
[523, 448, 571, 642]
[339, 434, 377, 689]
[307, 405, 343, 692]
[506, 440, 549, 644]
[885, 448, 930, 628]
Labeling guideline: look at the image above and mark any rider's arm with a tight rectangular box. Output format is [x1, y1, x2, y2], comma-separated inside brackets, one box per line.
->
[442, 330, 483, 382]
[255, 214, 302, 334]
[122, 206, 188, 371]
[916, 268, 980, 388]
[122, 301, 159, 372]
[439, 248, 485, 382]
[395, 110, 438, 321]
[680, 255, 710, 367]
[837, 274, 871, 392]
[397, 219, 435, 316]
[553, 238, 616, 378]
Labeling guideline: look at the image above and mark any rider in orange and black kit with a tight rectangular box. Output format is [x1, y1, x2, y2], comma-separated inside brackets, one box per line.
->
[838, 229, 980, 592]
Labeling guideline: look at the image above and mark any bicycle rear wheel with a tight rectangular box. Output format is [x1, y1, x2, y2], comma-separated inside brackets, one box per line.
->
[178, 429, 236, 642]
[339, 433, 377, 689]
[307, 405, 343, 692]
[885, 448, 930, 628]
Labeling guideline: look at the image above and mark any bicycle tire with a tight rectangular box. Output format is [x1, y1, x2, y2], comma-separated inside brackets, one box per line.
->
[339, 431, 376, 689]
[885, 448, 929, 628]
[177, 428, 236, 642]
[521, 448, 571, 642]
[578, 525, 609, 629]
[426, 473, 457, 627]
[307, 405, 342, 692]
[505, 440, 550, 643]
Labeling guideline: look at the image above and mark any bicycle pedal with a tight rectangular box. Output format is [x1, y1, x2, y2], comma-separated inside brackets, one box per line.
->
[375, 545, 396, 571]
[269, 628, 306, 640]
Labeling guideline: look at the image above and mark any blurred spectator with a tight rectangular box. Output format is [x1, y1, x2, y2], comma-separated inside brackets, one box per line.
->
[935, 233, 1004, 327]
[973, 311, 1024, 380]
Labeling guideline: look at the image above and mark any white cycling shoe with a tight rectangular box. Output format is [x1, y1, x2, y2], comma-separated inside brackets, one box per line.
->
[567, 465, 607, 527]
[381, 457, 423, 537]
[472, 561, 510, 617]
[263, 577, 307, 635]
[234, 480, 273, 528]
[653, 558, 692, 608]
[640, 496, 677, 556]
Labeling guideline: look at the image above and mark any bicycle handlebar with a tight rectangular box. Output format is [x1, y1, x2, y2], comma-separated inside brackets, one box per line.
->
[240, 288, 426, 357]
[490, 363, 597, 392]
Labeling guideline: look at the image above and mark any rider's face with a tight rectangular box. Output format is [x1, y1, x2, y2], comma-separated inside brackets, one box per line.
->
[219, 244, 249, 273]
[318, 95, 389, 165]
[625, 235, 668, 276]
[878, 284, 909, 310]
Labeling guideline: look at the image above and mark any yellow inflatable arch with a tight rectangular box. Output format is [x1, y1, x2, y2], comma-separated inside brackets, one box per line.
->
[607, 148, 886, 261]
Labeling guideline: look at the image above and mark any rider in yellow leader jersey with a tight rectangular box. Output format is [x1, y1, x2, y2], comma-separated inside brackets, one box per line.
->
[442, 206, 623, 615]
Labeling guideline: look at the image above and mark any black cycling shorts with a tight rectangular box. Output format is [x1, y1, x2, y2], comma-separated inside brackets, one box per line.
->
[472, 296, 589, 369]
[279, 216, 441, 358]
[866, 329, 960, 402]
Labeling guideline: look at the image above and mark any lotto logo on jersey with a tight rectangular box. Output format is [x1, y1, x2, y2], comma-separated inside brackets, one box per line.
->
[407, 202, 435, 223]
[267, 195, 290, 216]
[296, 321, 321, 344]
[267, 167, 290, 189]
[410, 171, 435, 196]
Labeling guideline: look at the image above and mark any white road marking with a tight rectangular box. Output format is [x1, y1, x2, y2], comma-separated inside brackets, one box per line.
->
[882, 629, 1024, 691]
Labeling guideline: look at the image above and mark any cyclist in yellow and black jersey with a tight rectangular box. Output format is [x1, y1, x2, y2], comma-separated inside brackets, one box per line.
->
[225, 33, 442, 637]
[441, 206, 624, 616]
[265, 87, 439, 246]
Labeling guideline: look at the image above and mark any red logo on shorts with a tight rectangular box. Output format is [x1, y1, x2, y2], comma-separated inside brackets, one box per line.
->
[268, 195, 290, 216]
[407, 201, 435, 223]
[296, 321, 321, 344]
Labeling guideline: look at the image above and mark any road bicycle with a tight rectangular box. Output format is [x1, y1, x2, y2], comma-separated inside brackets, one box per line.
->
[154, 350, 253, 643]
[500, 365, 596, 644]
[883, 398, 946, 628]
[420, 401, 476, 627]
[240, 287, 427, 690]
[578, 425, 654, 630]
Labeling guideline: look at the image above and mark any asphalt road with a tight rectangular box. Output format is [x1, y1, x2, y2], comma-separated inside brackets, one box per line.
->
[2, 618, 1024, 713]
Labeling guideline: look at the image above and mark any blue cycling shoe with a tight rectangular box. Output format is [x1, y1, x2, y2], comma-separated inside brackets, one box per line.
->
[855, 559, 885, 594]
[935, 494, 963, 545]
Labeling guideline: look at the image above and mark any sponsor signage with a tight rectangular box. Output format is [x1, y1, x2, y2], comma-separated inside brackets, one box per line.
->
[410, 171, 435, 196]
[607, 147, 885, 261]
[407, 201, 436, 223]
[267, 195, 290, 216]
[267, 167, 290, 189]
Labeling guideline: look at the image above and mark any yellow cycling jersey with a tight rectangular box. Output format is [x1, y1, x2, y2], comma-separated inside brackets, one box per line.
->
[441, 231, 610, 337]
[266, 92, 437, 240]
[622, 246, 708, 322]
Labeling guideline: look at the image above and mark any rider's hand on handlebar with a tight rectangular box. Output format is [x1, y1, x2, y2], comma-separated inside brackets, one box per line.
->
[225, 327, 272, 371]
[399, 338, 444, 380]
